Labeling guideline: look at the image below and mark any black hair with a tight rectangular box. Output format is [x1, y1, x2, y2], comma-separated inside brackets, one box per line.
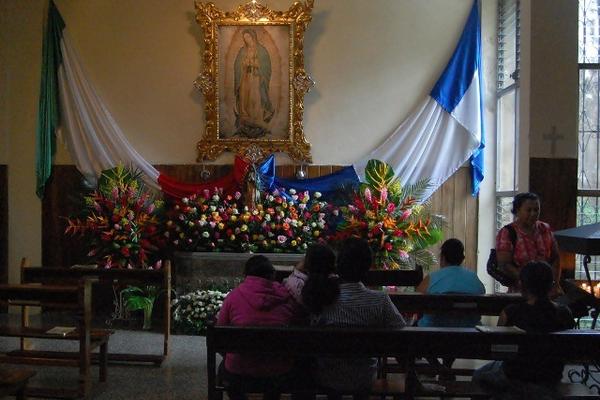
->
[304, 243, 336, 275]
[301, 244, 339, 314]
[440, 238, 465, 265]
[337, 237, 372, 282]
[520, 261, 554, 299]
[244, 255, 275, 279]
[511, 192, 540, 215]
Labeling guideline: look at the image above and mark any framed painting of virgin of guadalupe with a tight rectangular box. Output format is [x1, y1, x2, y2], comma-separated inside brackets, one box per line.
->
[194, 0, 315, 162]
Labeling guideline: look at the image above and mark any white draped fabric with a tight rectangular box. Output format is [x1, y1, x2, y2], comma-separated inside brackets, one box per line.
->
[57, 32, 160, 188]
[353, 74, 481, 201]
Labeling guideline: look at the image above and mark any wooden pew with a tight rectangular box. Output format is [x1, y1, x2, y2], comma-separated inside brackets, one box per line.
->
[206, 325, 600, 400]
[386, 291, 525, 316]
[20, 259, 171, 366]
[274, 265, 424, 288]
[0, 279, 111, 399]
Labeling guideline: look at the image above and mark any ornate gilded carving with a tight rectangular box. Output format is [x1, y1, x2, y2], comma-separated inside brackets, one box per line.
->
[195, 0, 314, 163]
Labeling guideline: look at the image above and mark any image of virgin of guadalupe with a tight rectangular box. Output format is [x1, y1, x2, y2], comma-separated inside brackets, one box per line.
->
[233, 29, 275, 138]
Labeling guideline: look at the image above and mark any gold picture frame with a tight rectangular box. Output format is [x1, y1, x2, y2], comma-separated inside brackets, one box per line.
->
[194, 0, 315, 162]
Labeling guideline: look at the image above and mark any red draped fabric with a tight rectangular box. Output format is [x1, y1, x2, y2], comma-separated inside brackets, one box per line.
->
[157, 156, 250, 199]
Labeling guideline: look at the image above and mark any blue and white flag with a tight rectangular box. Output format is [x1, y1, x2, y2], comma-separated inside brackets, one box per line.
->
[353, 1, 484, 199]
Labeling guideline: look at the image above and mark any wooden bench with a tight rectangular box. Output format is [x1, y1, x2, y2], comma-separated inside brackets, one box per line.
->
[0, 367, 36, 400]
[206, 325, 600, 400]
[274, 266, 424, 289]
[20, 258, 172, 366]
[0, 279, 111, 399]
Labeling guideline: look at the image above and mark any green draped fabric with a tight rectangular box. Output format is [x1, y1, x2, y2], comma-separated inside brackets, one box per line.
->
[35, 1, 65, 199]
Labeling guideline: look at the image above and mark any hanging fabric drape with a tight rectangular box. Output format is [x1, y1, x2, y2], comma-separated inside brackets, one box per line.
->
[35, 1, 64, 198]
[257, 155, 360, 201]
[353, 0, 484, 199]
[158, 156, 250, 199]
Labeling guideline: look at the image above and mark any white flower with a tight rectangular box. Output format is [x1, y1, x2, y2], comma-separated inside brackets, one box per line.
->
[289, 188, 296, 195]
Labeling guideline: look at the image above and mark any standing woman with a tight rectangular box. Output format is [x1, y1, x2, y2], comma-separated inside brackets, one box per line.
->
[496, 192, 562, 296]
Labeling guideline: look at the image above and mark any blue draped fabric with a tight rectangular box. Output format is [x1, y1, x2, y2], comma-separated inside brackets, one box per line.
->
[257, 155, 360, 201]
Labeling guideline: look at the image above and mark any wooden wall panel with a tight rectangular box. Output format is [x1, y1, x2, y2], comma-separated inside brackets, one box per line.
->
[1, 165, 7, 311]
[42, 166, 90, 268]
[42, 165, 477, 271]
[530, 158, 577, 277]
[427, 167, 478, 272]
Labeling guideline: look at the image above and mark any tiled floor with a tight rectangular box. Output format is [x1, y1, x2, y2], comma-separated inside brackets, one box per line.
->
[0, 313, 211, 399]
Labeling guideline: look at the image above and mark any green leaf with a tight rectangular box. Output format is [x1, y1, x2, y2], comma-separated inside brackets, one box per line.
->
[364, 159, 396, 193]
[124, 295, 153, 311]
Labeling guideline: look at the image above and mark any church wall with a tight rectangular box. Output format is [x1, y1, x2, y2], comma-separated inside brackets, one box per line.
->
[528, 0, 578, 274]
[2, 0, 483, 282]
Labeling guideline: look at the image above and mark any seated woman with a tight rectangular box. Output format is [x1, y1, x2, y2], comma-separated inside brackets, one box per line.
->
[417, 238, 485, 327]
[473, 261, 575, 399]
[416, 238, 485, 376]
[284, 243, 337, 308]
[309, 238, 406, 399]
[496, 192, 562, 297]
[217, 255, 299, 400]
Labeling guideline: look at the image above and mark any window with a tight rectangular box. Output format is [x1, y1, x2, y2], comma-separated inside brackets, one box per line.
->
[495, 0, 520, 292]
[578, 0, 600, 280]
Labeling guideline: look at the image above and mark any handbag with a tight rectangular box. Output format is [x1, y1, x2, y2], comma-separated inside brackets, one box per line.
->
[486, 225, 517, 287]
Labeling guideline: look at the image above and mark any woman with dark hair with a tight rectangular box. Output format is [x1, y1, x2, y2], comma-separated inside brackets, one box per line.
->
[473, 261, 574, 398]
[311, 238, 405, 398]
[217, 255, 297, 400]
[417, 238, 485, 327]
[284, 243, 337, 310]
[496, 192, 562, 296]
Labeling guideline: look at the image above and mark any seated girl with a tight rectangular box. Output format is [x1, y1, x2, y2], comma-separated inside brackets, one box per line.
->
[473, 261, 575, 399]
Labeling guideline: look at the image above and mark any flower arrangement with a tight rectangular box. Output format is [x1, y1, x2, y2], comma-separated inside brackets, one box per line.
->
[172, 289, 228, 334]
[330, 159, 443, 270]
[165, 188, 328, 253]
[65, 165, 165, 269]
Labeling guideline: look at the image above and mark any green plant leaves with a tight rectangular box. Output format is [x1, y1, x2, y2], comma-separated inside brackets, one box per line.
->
[363, 159, 396, 194]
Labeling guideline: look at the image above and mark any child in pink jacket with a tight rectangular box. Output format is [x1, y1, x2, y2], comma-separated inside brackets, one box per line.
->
[217, 255, 299, 400]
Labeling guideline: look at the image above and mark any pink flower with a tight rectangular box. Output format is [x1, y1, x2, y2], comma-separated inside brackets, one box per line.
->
[399, 250, 409, 259]
[364, 188, 372, 202]
[386, 203, 395, 213]
[400, 209, 412, 220]
[380, 188, 388, 204]
[277, 235, 287, 244]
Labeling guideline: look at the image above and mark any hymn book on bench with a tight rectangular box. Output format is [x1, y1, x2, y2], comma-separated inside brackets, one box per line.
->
[46, 326, 76, 336]
[475, 325, 525, 334]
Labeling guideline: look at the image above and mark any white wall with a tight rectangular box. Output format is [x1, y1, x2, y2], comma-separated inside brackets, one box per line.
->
[50, 0, 474, 165]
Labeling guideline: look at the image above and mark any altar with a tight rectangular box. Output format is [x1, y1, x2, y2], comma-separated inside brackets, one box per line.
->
[173, 252, 304, 292]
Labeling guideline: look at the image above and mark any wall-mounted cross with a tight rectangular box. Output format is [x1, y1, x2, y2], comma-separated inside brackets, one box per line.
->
[542, 126, 564, 156]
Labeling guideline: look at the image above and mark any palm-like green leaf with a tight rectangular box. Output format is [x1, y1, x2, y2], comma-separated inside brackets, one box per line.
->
[410, 248, 438, 272]
[98, 164, 143, 196]
[399, 178, 431, 204]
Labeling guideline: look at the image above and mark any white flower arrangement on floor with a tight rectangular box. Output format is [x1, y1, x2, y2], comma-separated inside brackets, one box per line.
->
[172, 289, 228, 334]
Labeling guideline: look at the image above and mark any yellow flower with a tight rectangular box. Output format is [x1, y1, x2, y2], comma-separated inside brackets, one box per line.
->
[241, 224, 248, 232]
[230, 215, 238, 222]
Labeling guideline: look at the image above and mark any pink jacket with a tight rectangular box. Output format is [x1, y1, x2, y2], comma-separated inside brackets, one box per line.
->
[217, 276, 297, 377]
